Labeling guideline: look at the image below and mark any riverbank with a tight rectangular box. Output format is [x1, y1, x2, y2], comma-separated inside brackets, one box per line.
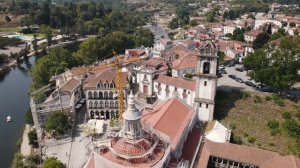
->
[20, 124, 32, 156]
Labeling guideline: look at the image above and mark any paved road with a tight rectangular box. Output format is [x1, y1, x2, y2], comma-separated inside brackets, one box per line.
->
[144, 24, 169, 41]
[218, 64, 257, 92]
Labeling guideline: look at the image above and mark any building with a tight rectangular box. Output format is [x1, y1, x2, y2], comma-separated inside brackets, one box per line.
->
[197, 140, 300, 168]
[193, 42, 218, 121]
[244, 30, 264, 43]
[84, 92, 171, 168]
[30, 77, 82, 137]
[84, 70, 129, 120]
[152, 38, 173, 57]
[171, 54, 197, 78]
[223, 24, 236, 35]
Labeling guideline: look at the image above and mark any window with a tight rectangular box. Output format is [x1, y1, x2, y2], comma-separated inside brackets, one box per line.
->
[109, 91, 113, 99]
[165, 85, 170, 97]
[93, 91, 98, 99]
[203, 62, 210, 74]
[99, 92, 103, 99]
[110, 83, 114, 88]
[104, 91, 108, 99]
[110, 101, 114, 108]
[204, 81, 207, 86]
[89, 101, 93, 108]
[144, 74, 147, 80]
[183, 89, 187, 98]
[206, 104, 209, 109]
[100, 101, 103, 108]
[105, 101, 109, 108]
[200, 103, 202, 107]
[88, 91, 92, 98]
[115, 101, 118, 108]
[95, 101, 98, 109]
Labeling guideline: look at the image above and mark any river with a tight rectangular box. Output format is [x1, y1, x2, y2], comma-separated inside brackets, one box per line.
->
[0, 57, 35, 168]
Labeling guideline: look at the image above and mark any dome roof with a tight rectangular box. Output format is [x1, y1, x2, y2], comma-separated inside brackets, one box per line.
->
[122, 91, 141, 121]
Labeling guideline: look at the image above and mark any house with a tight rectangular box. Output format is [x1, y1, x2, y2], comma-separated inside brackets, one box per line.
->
[171, 53, 198, 78]
[244, 30, 264, 43]
[152, 38, 173, 57]
[223, 24, 236, 35]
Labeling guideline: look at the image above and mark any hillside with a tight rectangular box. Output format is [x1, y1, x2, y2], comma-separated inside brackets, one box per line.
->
[214, 89, 300, 156]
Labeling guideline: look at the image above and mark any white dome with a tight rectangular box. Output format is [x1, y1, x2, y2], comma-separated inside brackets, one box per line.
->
[122, 91, 141, 121]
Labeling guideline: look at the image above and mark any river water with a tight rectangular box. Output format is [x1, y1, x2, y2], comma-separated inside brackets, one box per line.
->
[0, 57, 35, 168]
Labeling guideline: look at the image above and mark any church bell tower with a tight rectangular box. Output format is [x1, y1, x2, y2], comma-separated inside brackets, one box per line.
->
[193, 42, 218, 121]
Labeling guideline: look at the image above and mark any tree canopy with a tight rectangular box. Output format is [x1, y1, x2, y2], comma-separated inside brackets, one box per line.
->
[42, 157, 65, 168]
[45, 112, 71, 136]
[243, 36, 300, 92]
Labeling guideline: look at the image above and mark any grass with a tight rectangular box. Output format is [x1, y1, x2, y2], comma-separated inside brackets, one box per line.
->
[215, 90, 300, 156]
[0, 27, 20, 32]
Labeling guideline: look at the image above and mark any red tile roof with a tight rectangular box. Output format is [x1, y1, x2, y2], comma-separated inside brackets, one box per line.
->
[84, 70, 128, 89]
[60, 78, 80, 92]
[154, 75, 196, 91]
[172, 55, 197, 70]
[163, 44, 190, 58]
[244, 30, 264, 37]
[144, 57, 164, 67]
[197, 140, 300, 168]
[142, 98, 194, 151]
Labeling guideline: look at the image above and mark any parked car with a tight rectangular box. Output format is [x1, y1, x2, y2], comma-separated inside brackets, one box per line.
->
[235, 77, 244, 83]
[228, 74, 236, 79]
[245, 81, 256, 87]
[235, 67, 244, 72]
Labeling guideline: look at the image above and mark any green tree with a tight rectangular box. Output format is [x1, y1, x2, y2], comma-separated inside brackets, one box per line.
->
[40, 25, 52, 46]
[270, 28, 287, 41]
[11, 153, 24, 168]
[26, 109, 34, 126]
[252, 33, 270, 49]
[73, 37, 99, 65]
[206, 12, 215, 23]
[244, 36, 300, 92]
[189, 20, 198, 27]
[24, 154, 40, 168]
[28, 129, 38, 148]
[45, 112, 71, 136]
[42, 157, 66, 168]
[132, 28, 154, 47]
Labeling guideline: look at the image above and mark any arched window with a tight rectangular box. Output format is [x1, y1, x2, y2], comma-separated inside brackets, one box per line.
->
[203, 62, 210, 74]
[103, 83, 107, 88]
[109, 91, 113, 99]
[110, 101, 114, 108]
[88, 91, 92, 98]
[110, 83, 114, 88]
[89, 101, 93, 108]
[111, 111, 115, 118]
[95, 101, 98, 109]
[100, 101, 103, 108]
[115, 101, 118, 108]
[105, 101, 109, 108]
[94, 91, 98, 99]
[90, 111, 94, 119]
[104, 91, 108, 99]
[106, 82, 109, 88]
[99, 92, 103, 99]
[97, 83, 101, 88]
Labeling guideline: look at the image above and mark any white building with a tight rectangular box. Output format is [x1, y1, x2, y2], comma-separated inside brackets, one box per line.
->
[244, 30, 264, 43]
[152, 38, 173, 57]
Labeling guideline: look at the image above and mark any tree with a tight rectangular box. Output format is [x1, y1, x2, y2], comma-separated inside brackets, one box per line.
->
[73, 37, 99, 65]
[5, 16, 11, 22]
[11, 153, 24, 168]
[206, 12, 215, 23]
[270, 28, 287, 41]
[28, 129, 38, 148]
[252, 33, 270, 49]
[24, 154, 40, 168]
[45, 112, 71, 137]
[40, 25, 52, 46]
[289, 22, 296, 27]
[26, 109, 34, 125]
[243, 36, 300, 92]
[169, 18, 179, 29]
[31, 48, 76, 91]
[42, 157, 66, 168]
[231, 28, 245, 41]
[132, 28, 154, 47]
[189, 20, 198, 27]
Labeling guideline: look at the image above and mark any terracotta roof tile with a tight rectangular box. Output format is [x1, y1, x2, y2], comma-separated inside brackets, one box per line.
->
[172, 55, 197, 70]
[60, 78, 80, 92]
[142, 98, 194, 151]
[154, 75, 196, 91]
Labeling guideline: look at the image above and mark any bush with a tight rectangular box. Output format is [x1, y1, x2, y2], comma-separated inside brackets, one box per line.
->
[243, 133, 249, 137]
[282, 111, 291, 120]
[247, 136, 256, 143]
[265, 96, 271, 101]
[271, 129, 280, 136]
[25, 109, 34, 126]
[28, 129, 38, 148]
[267, 120, 279, 130]
[233, 135, 242, 145]
[45, 112, 71, 137]
[272, 95, 285, 106]
[283, 119, 300, 139]
[241, 91, 251, 99]
[253, 95, 262, 103]
[184, 73, 193, 79]
[229, 123, 236, 129]
[295, 109, 300, 120]
[269, 142, 275, 146]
